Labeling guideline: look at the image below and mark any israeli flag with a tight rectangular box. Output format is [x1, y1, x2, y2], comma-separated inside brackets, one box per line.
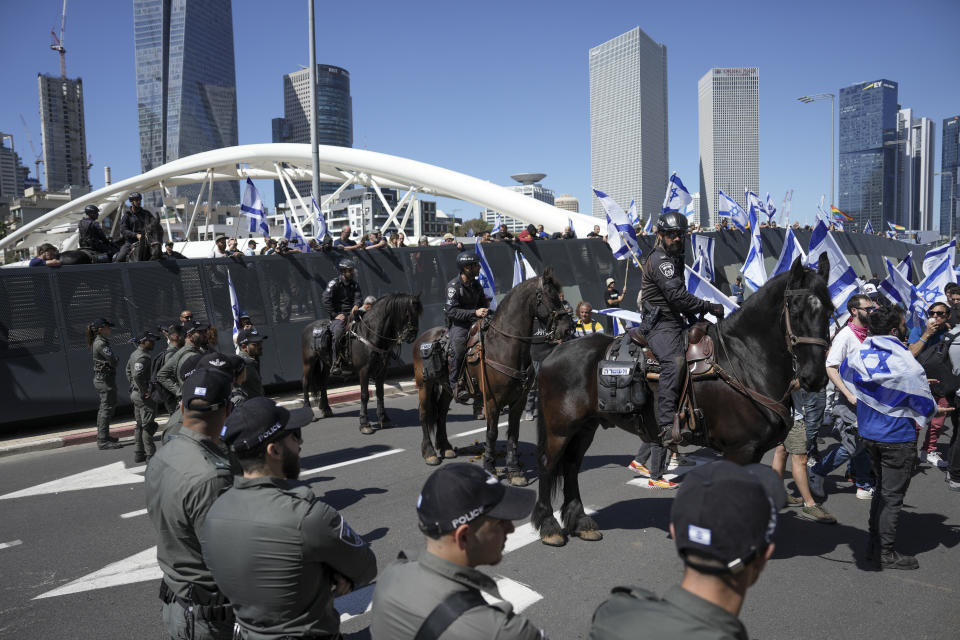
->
[283, 212, 311, 252]
[879, 258, 920, 326]
[567, 216, 576, 237]
[833, 217, 844, 232]
[494, 213, 502, 231]
[662, 172, 693, 213]
[922, 239, 956, 279]
[806, 220, 859, 310]
[692, 252, 706, 279]
[595, 189, 641, 264]
[772, 227, 807, 277]
[512, 250, 537, 288]
[598, 308, 643, 336]
[686, 265, 739, 324]
[864, 219, 875, 235]
[839, 335, 937, 429]
[765, 193, 778, 223]
[226, 269, 241, 345]
[241, 178, 270, 238]
[466, 227, 475, 238]
[816, 195, 831, 225]
[643, 214, 654, 234]
[746, 191, 766, 228]
[311, 196, 329, 241]
[718, 190, 749, 232]
[474, 238, 498, 311]
[625, 200, 641, 227]
[691, 234, 715, 282]
[895, 252, 914, 282]
[681, 199, 697, 222]
[740, 222, 767, 291]
[915, 252, 956, 317]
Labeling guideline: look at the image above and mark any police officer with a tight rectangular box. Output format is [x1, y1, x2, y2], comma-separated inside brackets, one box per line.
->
[200, 397, 378, 640]
[115, 191, 162, 262]
[157, 321, 207, 400]
[78, 205, 115, 260]
[127, 330, 161, 463]
[640, 212, 724, 473]
[445, 252, 490, 403]
[321, 258, 362, 375]
[144, 367, 237, 640]
[371, 463, 546, 640]
[163, 352, 243, 443]
[236, 327, 266, 399]
[87, 318, 121, 450]
[590, 461, 783, 640]
[156, 324, 185, 414]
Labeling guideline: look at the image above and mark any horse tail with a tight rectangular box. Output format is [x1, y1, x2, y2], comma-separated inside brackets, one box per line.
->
[535, 405, 564, 503]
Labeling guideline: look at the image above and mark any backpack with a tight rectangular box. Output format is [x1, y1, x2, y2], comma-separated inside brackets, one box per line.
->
[915, 328, 960, 398]
[148, 350, 175, 406]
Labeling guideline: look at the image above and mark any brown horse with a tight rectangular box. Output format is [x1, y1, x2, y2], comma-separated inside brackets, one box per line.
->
[532, 255, 833, 545]
[412, 270, 572, 482]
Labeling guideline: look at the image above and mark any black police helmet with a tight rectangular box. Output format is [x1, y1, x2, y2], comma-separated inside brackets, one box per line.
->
[128, 191, 142, 201]
[457, 251, 480, 268]
[84, 204, 100, 217]
[338, 258, 356, 271]
[657, 212, 688, 233]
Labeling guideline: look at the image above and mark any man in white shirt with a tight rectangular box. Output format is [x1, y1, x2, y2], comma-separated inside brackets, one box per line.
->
[209, 235, 228, 258]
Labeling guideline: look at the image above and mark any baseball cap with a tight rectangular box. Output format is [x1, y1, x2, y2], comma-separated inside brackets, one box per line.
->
[862, 283, 879, 298]
[671, 460, 783, 575]
[184, 320, 205, 336]
[136, 330, 162, 343]
[417, 463, 536, 535]
[181, 367, 233, 412]
[91, 318, 115, 329]
[191, 351, 244, 378]
[221, 396, 313, 453]
[237, 327, 267, 345]
[443, 232, 455, 241]
[605, 277, 615, 286]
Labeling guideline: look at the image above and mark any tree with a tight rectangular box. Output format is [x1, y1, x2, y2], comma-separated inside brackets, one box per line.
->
[454, 217, 492, 236]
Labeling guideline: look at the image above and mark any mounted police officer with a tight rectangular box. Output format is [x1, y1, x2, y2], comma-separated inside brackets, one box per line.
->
[87, 318, 121, 450]
[640, 212, 724, 474]
[445, 251, 490, 403]
[114, 191, 162, 262]
[127, 330, 161, 463]
[321, 258, 362, 375]
[78, 205, 115, 261]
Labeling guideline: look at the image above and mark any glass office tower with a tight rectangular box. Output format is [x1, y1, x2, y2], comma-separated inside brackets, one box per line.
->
[838, 79, 898, 231]
[134, 0, 239, 206]
[942, 116, 960, 236]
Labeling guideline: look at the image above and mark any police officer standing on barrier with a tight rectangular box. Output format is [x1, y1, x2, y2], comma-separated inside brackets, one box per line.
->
[127, 330, 161, 463]
[445, 252, 490, 404]
[87, 318, 122, 450]
[145, 367, 237, 640]
[639, 213, 724, 480]
[78, 205, 115, 261]
[115, 191, 162, 262]
[200, 397, 378, 640]
[321, 258, 362, 375]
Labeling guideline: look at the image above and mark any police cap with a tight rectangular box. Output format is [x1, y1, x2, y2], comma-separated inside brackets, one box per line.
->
[457, 251, 480, 268]
[84, 204, 100, 216]
[237, 327, 267, 346]
[91, 318, 115, 329]
[338, 258, 357, 271]
[128, 192, 142, 201]
[136, 330, 162, 343]
[221, 396, 314, 454]
[181, 367, 232, 413]
[657, 212, 688, 233]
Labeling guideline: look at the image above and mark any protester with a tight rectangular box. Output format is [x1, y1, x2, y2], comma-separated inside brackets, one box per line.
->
[162, 242, 186, 259]
[537, 224, 549, 240]
[908, 301, 952, 467]
[243, 239, 257, 256]
[604, 277, 624, 308]
[730, 276, 745, 305]
[29, 243, 62, 267]
[365, 230, 387, 249]
[225, 238, 242, 257]
[334, 225, 362, 251]
[573, 302, 604, 336]
[591, 461, 782, 639]
[370, 463, 546, 639]
[209, 235, 228, 258]
[442, 232, 456, 245]
[418, 235, 430, 247]
[492, 224, 514, 242]
[586, 225, 602, 238]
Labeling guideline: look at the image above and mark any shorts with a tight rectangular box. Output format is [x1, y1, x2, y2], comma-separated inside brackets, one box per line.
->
[783, 418, 807, 455]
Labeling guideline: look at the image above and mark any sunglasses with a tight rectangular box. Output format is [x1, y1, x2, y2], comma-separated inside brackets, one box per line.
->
[181, 315, 193, 320]
[663, 231, 684, 239]
[930, 310, 949, 317]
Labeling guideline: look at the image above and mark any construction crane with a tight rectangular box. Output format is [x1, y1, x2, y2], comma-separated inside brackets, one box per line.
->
[18, 113, 43, 189]
[50, 0, 67, 79]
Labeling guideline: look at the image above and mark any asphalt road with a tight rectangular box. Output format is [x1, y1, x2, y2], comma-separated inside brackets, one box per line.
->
[1, 389, 959, 639]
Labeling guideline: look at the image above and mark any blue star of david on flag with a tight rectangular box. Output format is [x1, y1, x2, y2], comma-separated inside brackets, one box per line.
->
[859, 347, 891, 376]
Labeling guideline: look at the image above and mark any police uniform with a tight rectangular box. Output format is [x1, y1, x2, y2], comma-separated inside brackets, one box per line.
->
[144, 370, 236, 640]
[238, 350, 263, 399]
[78, 216, 113, 256]
[523, 316, 554, 420]
[157, 341, 203, 399]
[200, 476, 378, 639]
[115, 205, 162, 262]
[91, 331, 118, 446]
[126, 342, 158, 460]
[590, 585, 748, 640]
[321, 275, 362, 353]
[158, 341, 182, 413]
[444, 275, 488, 393]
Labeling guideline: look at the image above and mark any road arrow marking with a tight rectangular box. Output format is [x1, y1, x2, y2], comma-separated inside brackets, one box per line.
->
[34, 546, 161, 599]
[121, 508, 148, 519]
[0, 462, 145, 501]
[0, 539, 23, 550]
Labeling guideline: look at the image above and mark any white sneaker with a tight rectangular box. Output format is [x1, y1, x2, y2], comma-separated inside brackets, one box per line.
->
[808, 472, 826, 498]
[856, 487, 875, 500]
[926, 451, 947, 468]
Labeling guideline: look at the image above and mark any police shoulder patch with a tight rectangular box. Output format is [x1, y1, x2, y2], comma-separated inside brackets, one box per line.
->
[658, 262, 675, 278]
[446, 286, 456, 299]
[337, 515, 366, 547]
[103, 346, 114, 356]
[134, 362, 144, 371]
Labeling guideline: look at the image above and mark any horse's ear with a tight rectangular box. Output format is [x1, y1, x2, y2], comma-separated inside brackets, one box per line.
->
[816, 252, 830, 280]
[789, 255, 805, 283]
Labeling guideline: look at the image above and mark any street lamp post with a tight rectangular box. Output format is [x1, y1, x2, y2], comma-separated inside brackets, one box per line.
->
[308, 0, 321, 208]
[798, 93, 836, 209]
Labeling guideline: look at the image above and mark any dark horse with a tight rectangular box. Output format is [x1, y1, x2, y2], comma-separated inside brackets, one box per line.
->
[58, 240, 155, 264]
[412, 269, 572, 482]
[533, 256, 833, 545]
[301, 293, 422, 432]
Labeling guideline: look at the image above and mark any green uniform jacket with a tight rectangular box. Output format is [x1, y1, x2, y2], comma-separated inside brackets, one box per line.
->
[126, 346, 152, 397]
[91, 335, 118, 383]
[589, 584, 748, 640]
[370, 549, 546, 640]
[144, 428, 235, 602]
[238, 351, 263, 398]
[156, 343, 202, 398]
[200, 476, 377, 639]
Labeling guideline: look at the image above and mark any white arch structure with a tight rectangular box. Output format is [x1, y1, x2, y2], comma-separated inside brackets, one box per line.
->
[0, 143, 600, 252]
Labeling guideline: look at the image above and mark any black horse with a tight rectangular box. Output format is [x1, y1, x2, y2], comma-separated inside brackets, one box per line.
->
[301, 293, 422, 432]
[412, 270, 572, 482]
[532, 255, 833, 546]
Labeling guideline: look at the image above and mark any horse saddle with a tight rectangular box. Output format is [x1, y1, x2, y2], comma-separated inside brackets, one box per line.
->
[465, 321, 483, 365]
[627, 323, 715, 378]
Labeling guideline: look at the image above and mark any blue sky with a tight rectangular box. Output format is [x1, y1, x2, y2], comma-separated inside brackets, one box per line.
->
[1, 0, 958, 227]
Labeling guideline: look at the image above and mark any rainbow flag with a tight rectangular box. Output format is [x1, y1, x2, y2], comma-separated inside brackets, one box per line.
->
[887, 221, 906, 232]
[830, 205, 853, 221]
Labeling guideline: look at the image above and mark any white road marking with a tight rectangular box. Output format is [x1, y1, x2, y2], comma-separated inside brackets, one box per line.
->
[504, 507, 597, 554]
[0, 539, 23, 550]
[452, 419, 508, 439]
[0, 462, 145, 501]
[120, 508, 148, 519]
[487, 577, 543, 613]
[299, 448, 405, 478]
[34, 546, 162, 599]
[626, 455, 714, 487]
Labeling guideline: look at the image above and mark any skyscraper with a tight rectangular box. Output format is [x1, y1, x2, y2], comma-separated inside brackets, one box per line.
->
[589, 27, 668, 221]
[134, 0, 239, 206]
[272, 65, 352, 204]
[942, 116, 960, 236]
[697, 68, 759, 227]
[38, 75, 89, 192]
[0, 133, 26, 198]
[838, 79, 899, 231]
[894, 109, 935, 231]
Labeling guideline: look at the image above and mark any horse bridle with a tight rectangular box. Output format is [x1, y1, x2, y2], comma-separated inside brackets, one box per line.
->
[782, 288, 830, 367]
[351, 312, 417, 355]
[485, 278, 566, 343]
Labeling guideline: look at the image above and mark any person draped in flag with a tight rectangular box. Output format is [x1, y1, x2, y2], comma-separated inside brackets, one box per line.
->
[635, 212, 726, 487]
[444, 252, 490, 403]
[321, 258, 363, 375]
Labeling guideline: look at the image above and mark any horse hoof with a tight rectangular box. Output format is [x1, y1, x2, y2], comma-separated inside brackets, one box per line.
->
[574, 529, 604, 542]
[541, 533, 567, 547]
[379, 418, 392, 429]
[424, 455, 441, 466]
[321, 408, 334, 418]
[359, 425, 375, 435]
[443, 449, 457, 459]
[509, 474, 528, 487]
